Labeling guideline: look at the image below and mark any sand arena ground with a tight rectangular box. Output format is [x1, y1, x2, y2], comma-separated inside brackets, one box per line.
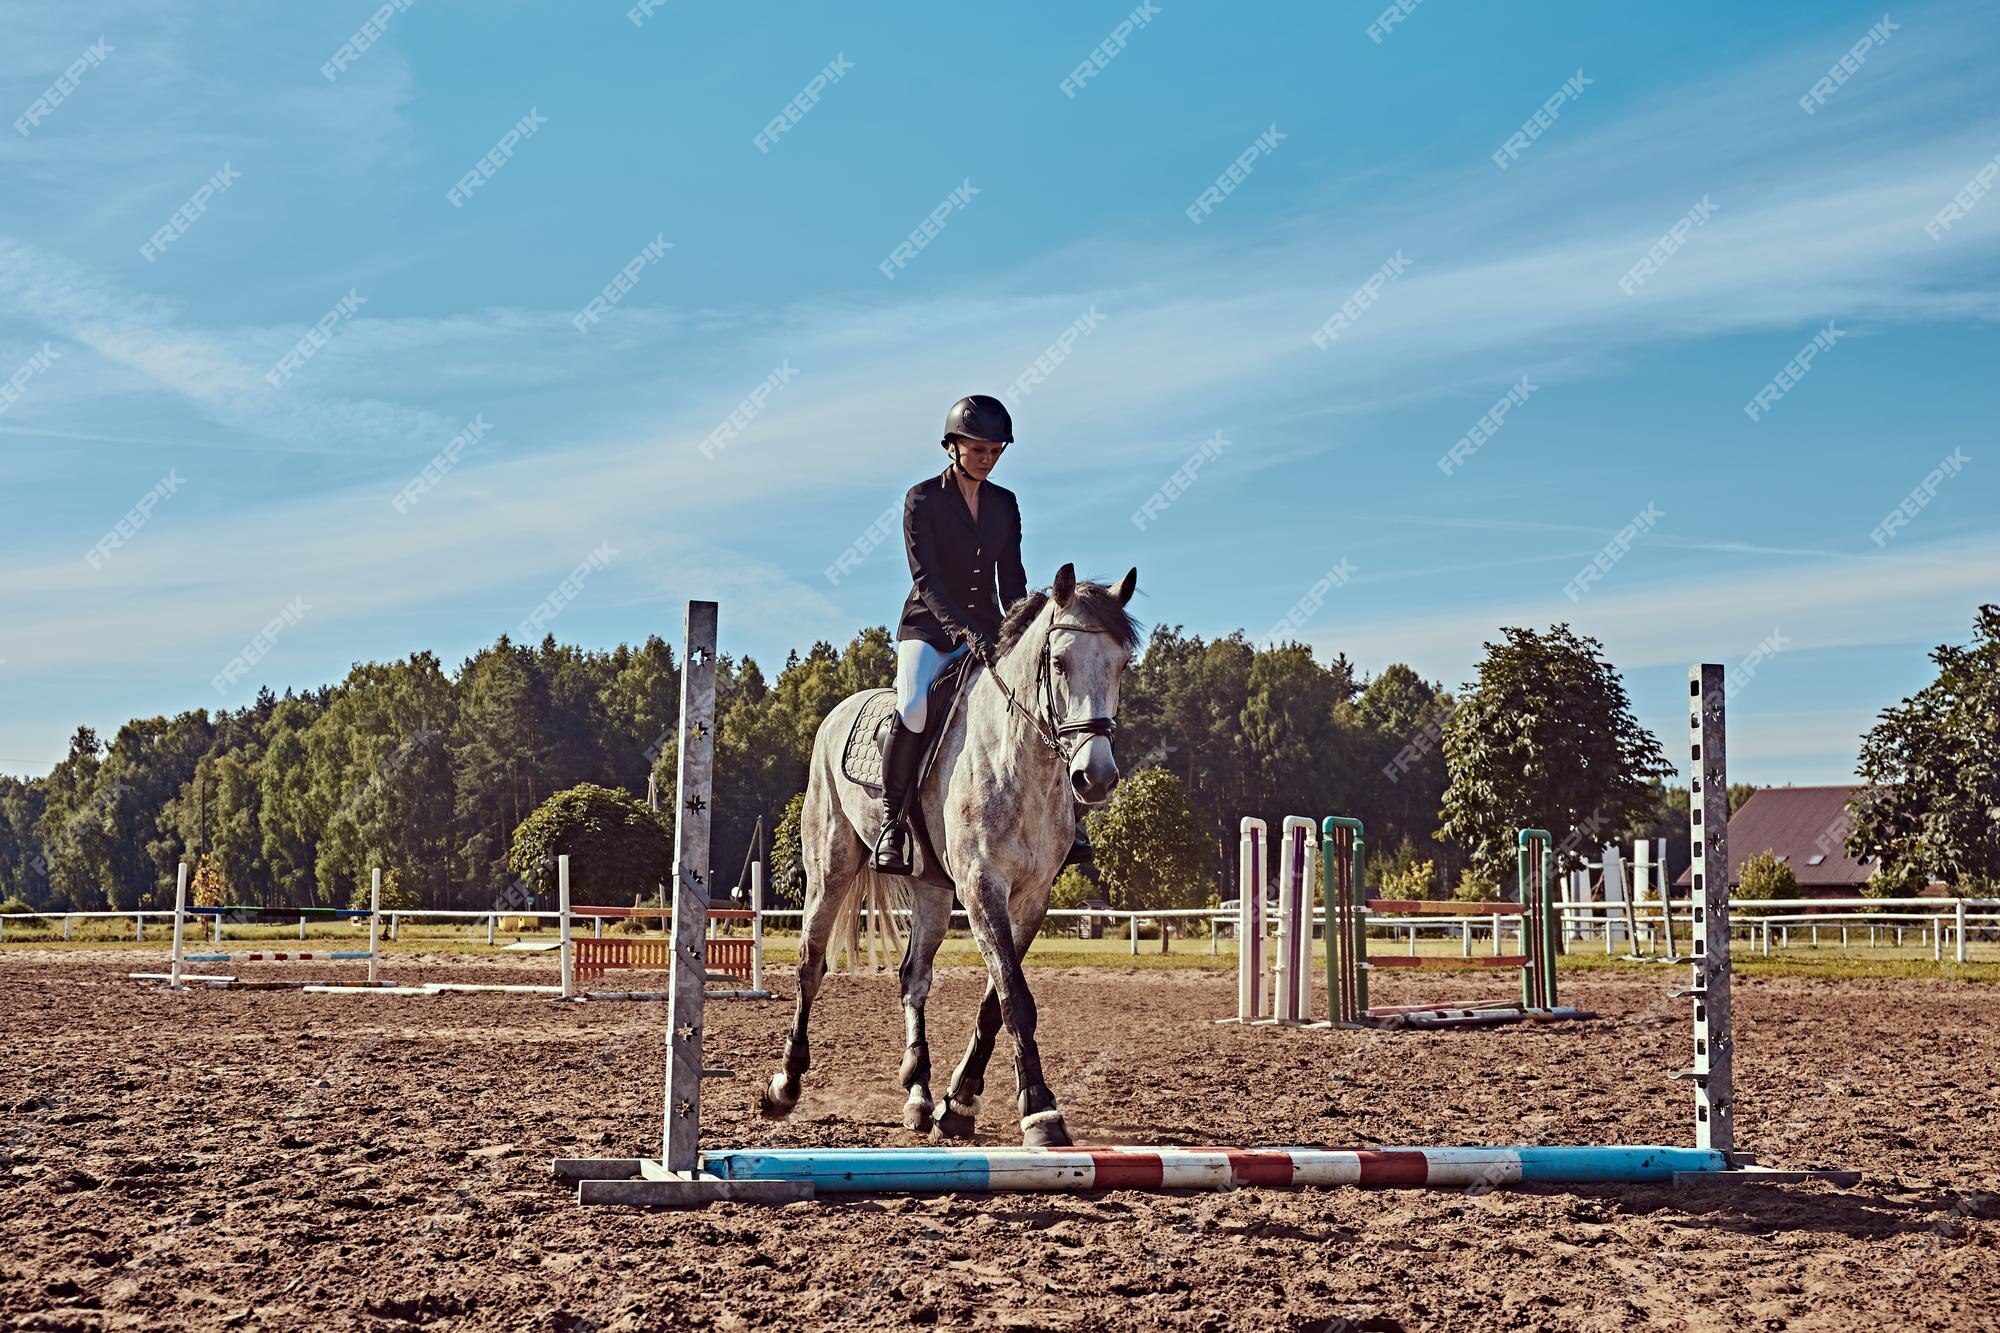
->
[2, 952, 1995, 1331]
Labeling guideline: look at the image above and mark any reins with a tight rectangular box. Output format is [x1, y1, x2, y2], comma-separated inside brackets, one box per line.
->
[982, 616, 1119, 768]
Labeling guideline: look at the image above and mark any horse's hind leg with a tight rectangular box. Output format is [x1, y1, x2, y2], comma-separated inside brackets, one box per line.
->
[895, 882, 952, 1132]
[758, 796, 862, 1119]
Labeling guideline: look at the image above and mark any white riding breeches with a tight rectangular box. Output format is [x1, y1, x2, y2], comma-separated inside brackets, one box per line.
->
[894, 639, 968, 731]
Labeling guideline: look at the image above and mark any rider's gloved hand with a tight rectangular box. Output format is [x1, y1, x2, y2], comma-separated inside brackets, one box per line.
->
[967, 632, 1000, 670]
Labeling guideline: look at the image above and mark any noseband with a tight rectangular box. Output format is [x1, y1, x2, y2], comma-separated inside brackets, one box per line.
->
[987, 619, 1120, 765]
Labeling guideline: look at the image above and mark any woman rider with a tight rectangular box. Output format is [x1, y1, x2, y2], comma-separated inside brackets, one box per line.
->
[876, 394, 1083, 875]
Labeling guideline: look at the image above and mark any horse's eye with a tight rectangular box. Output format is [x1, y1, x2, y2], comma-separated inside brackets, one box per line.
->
[1053, 656, 1068, 676]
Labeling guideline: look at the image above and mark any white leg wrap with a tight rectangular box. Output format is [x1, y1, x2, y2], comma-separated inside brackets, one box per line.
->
[1020, 1108, 1066, 1132]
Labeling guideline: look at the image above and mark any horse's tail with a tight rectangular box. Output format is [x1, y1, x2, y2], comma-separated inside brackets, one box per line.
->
[831, 864, 914, 972]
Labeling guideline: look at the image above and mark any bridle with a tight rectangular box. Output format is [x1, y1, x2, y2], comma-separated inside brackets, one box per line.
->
[984, 616, 1120, 765]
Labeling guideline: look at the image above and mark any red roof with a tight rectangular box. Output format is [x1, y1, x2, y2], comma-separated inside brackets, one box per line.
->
[1674, 786, 1872, 892]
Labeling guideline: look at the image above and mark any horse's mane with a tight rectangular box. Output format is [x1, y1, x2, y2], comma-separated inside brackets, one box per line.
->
[998, 581, 1141, 654]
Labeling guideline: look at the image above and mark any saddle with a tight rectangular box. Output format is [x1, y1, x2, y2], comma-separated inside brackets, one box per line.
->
[839, 654, 974, 892]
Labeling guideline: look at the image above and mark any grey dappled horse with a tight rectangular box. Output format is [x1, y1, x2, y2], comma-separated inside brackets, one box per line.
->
[760, 564, 1139, 1147]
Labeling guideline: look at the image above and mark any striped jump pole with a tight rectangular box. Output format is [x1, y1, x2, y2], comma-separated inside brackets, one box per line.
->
[1273, 816, 1317, 1024]
[1233, 818, 1269, 1022]
[679, 1144, 1732, 1195]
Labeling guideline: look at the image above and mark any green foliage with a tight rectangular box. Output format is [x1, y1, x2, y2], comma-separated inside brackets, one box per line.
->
[769, 792, 807, 905]
[1735, 850, 1800, 902]
[1851, 605, 2000, 895]
[1451, 865, 1497, 902]
[1377, 856, 1439, 902]
[190, 858, 228, 908]
[1439, 624, 1671, 887]
[1087, 769, 1218, 911]
[507, 783, 671, 903]
[1049, 865, 1096, 911]
[1366, 836, 1439, 899]
[359, 867, 423, 911]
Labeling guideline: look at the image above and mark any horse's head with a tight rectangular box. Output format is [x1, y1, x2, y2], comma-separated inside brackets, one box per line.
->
[1000, 563, 1140, 805]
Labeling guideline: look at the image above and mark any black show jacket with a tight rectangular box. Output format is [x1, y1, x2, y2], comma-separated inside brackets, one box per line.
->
[897, 468, 1028, 651]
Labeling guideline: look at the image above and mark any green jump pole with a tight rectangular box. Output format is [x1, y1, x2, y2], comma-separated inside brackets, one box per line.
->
[1516, 829, 1557, 1009]
[1321, 817, 1366, 1022]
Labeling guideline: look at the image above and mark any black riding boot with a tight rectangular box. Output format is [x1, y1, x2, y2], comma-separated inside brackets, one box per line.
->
[1061, 804, 1094, 869]
[872, 720, 923, 875]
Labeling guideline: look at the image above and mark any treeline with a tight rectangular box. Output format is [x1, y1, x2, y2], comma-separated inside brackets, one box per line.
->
[12, 602, 1985, 914]
[0, 625, 1485, 913]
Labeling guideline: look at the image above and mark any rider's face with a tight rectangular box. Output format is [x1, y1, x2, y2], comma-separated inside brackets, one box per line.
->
[952, 437, 1005, 479]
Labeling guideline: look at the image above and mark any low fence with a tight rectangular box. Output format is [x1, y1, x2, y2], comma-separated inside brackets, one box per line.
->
[4, 896, 1997, 969]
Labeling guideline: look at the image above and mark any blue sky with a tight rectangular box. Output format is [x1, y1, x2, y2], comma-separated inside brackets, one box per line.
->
[2, 1, 1996, 785]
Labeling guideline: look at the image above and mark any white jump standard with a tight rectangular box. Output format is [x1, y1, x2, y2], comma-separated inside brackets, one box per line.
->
[553, 640, 1855, 1204]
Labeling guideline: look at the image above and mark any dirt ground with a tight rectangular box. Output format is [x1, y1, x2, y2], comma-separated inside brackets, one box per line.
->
[2, 950, 1995, 1332]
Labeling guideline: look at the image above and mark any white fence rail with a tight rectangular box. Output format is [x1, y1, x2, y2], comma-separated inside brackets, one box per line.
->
[3, 896, 1995, 968]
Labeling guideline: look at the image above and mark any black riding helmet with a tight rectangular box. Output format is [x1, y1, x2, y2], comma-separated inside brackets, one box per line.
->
[942, 394, 1014, 446]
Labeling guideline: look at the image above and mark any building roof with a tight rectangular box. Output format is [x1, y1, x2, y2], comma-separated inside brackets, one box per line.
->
[1674, 786, 1873, 890]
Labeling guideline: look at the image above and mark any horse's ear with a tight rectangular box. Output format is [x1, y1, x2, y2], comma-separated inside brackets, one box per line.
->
[1053, 562, 1077, 607]
[1111, 567, 1138, 606]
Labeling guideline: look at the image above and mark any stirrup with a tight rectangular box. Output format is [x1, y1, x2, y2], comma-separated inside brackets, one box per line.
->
[873, 819, 913, 875]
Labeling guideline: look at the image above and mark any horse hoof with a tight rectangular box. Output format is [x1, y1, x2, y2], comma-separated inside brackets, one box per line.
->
[1021, 1110, 1071, 1149]
[903, 1099, 935, 1133]
[758, 1074, 798, 1120]
[931, 1106, 978, 1141]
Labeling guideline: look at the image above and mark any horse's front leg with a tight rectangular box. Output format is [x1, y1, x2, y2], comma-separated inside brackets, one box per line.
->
[896, 884, 952, 1132]
[962, 871, 1070, 1149]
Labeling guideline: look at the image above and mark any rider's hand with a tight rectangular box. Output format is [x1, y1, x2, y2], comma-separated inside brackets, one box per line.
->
[968, 632, 1000, 670]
